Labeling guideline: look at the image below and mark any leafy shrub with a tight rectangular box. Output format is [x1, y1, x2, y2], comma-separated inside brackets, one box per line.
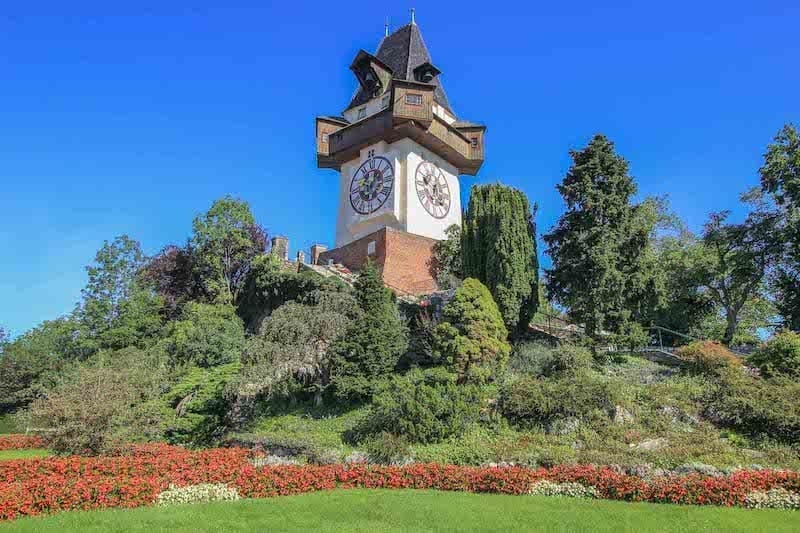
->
[676, 341, 741, 375]
[27, 349, 167, 455]
[161, 362, 241, 446]
[749, 331, 800, 379]
[356, 368, 483, 444]
[528, 480, 599, 498]
[704, 368, 800, 443]
[500, 372, 624, 427]
[744, 488, 800, 510]
[157, 483, 240, 506]
[542, 344, 593, 377]
[364, 432, 413, 465]
[508, 341, 556, 376]
[433, 278, 511, 384]
[161, 303, 245, 368]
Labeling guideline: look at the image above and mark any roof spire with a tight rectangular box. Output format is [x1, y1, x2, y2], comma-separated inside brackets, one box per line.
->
[384, 17, 389, 37]
[410, 7, 416, 25]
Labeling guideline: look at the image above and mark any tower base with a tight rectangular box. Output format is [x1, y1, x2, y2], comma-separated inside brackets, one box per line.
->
[317, 227, 438, 296]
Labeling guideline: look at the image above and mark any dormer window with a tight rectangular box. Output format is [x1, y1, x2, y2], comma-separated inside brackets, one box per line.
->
[357, 107, 367, 119]
[321, 133, 329, 143]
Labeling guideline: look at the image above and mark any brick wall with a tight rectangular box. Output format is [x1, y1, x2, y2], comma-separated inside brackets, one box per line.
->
[317, 227, 437, 296]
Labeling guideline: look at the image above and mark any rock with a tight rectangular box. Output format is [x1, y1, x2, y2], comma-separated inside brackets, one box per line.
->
[659, 405, 699, 426]
[613, 406, 635, 425]
[548, 417, 581, 435]
[633, 438, 669, 452]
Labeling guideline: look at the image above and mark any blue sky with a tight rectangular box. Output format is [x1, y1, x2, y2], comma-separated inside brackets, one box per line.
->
[1, 1, 798, 336]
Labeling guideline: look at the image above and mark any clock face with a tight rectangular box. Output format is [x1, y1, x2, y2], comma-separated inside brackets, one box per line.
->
[349, 156, 394, 215]
[415, 161, 451, 219]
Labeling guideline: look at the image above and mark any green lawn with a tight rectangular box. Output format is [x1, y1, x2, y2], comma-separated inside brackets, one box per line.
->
[0, 489, 795, 532]
[0, 449, 51, 461]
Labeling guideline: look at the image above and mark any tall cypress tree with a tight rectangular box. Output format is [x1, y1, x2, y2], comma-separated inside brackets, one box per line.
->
[544, 134, 658, 339]
[462, 184, 539, 332]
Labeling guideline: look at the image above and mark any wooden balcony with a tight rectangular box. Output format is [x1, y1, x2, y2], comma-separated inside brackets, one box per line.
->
[316, 83, 485, 175]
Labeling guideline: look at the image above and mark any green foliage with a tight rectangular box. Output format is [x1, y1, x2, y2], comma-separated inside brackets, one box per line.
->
[462, 184, 539, 331]
[330, 262, 408, 402]
[161, 362, 241, 446]
[356, 368, 483, 444]
[0, 317, 86, 411]
[500, 372, 624, 428]
[162, 303, 245, 368]
[78, 235, 148, 339]
[749, 331, 800, 378]
[542, 344, 593, 377]
[428, 224, 463, 290]
[544, 135, 662, 339]
[433, 279, 510, 384]
[235, 290, 359, 407]
[759, 124, 800, 331]
[676, 341, 741, 375]
[27, 347, 168, 455]
[508, 341, 556, 376]
[237, 254, 347, 333]
[705, 368, 800, 443]
[190, 196, 267, 304]
[364, 432, 413, 465]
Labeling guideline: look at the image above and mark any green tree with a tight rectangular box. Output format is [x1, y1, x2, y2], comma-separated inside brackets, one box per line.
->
[759, 124, 800, 331]
[693, 211, 779, 345]
[161, 302, 245, 368]
[544, 134, 661, 339]
[462, 184, 539, 332]
[330, 262, 408, 402]
[236, 290, 359, 407]
[750, 331, 800, 379]
[79, 235, 147, 337]
[433, 278, 511, 384]
[191, 196, 267, 304]
[428, 224, 463, 289]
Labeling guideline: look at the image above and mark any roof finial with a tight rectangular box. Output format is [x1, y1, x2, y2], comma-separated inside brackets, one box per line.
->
[410, 7, 416, 25]
[385, 17, 389, 37]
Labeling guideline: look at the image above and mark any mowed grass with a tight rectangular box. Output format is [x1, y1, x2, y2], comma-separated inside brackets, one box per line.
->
[0, 449, 51, 461]
[0, 489, 795, 533]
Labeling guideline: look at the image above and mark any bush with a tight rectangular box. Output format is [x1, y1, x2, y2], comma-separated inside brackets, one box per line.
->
[162, 303, 245, 368]
[704, 368, 800, 443]
[433, 278, 511, 384]
[508, 341, 556, 376]
[543, 344, 593, 377]
[528, 480, 599, 498]
[161, 362, 241, 446]
[356, 368, 483, 444]
[750, 331, 800, 379]
[500, 372, 624, 428]
[676, 341, 741, 375]
[364, 432, 413, 465]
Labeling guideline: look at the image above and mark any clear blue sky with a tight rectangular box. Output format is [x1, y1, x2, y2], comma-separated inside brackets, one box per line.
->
[1, 1, 798, 336]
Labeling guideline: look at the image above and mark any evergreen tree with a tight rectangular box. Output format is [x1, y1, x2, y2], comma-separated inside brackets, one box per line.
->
[433, 278, 511, 384]
[330, 262, 408, 402]
[462, 184, 539, 332]
[544, 134, 660, 339]
[759, 124, 800, 331]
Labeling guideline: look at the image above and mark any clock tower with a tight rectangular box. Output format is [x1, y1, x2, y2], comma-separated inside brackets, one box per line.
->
[315, 17, 485, 295]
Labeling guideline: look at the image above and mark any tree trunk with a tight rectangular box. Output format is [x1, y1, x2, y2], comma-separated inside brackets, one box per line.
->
[722, 308, 738, 346]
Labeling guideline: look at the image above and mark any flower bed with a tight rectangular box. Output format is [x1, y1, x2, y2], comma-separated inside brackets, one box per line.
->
[0, 435, 44, 451]
[0, 443, 798, 520]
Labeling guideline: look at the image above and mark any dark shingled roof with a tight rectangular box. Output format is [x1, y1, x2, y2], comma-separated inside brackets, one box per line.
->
[348, 23, 453, 114]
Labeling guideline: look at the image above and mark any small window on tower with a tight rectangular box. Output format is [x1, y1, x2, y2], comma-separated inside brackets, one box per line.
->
[367, 241, 376, 256]
[321, 133, 329, 143]
[357, 107, 367, 119]
[406, 93, 423, 106]
[471, 137, 479, 148]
